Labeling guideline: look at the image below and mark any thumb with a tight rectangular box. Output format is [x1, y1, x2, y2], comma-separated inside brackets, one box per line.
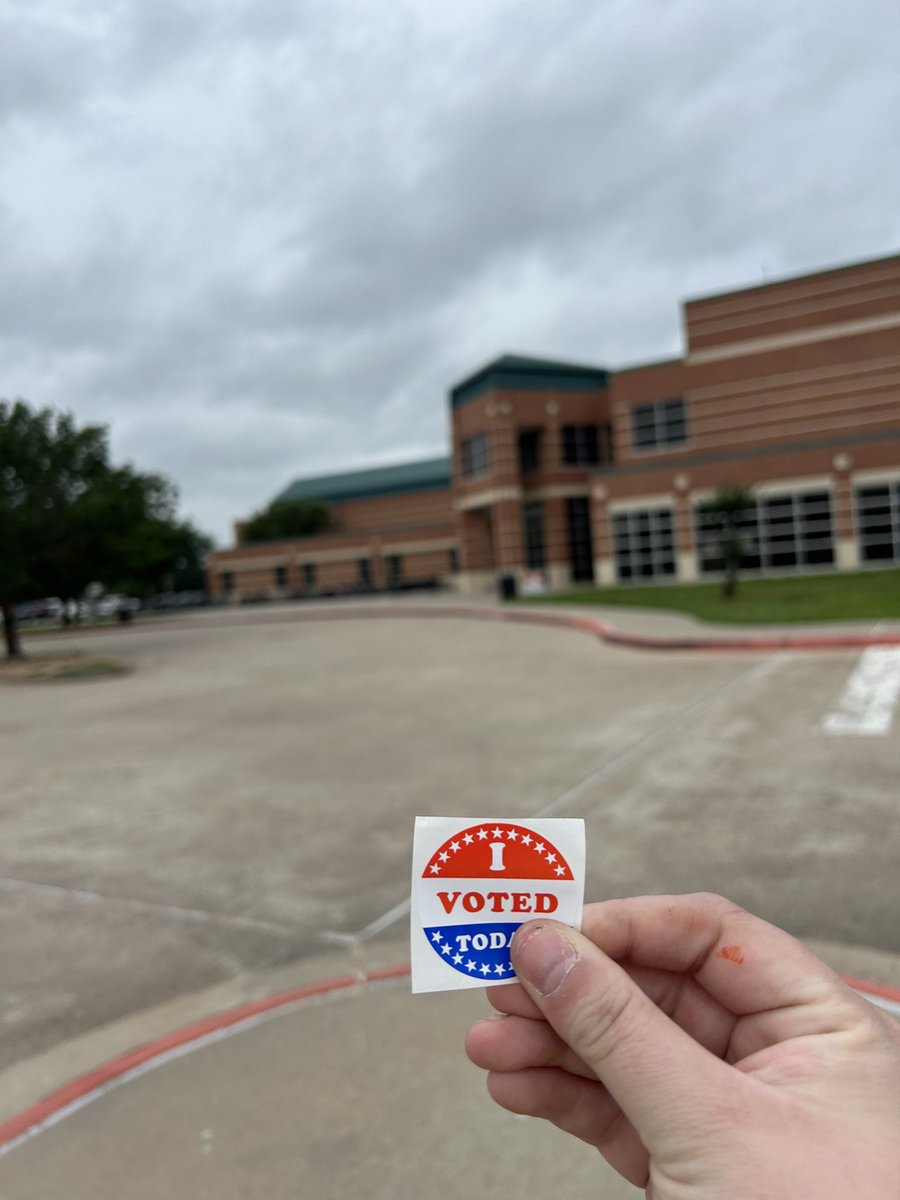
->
[511, 920, 736, 1147]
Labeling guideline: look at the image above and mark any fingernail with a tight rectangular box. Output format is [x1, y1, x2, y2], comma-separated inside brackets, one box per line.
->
[513, 925, 577, 996]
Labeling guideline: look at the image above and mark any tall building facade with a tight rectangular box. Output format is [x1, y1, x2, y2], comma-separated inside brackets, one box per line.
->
[208, 252, 900, 599]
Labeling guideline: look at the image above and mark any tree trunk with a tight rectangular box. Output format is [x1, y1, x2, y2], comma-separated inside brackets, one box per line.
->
[1, 599, 23, 659]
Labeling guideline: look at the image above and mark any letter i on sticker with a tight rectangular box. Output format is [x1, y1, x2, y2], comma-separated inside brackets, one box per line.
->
[410, 816, 585, 994]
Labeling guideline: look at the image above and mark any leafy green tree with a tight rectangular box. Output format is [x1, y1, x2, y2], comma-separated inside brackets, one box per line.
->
[699, 483, 756, 600]
[0, 399, 211, 658]
[242, 497, 330, 543]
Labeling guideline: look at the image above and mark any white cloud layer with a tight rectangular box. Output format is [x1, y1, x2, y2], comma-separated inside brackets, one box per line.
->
[1, 0, 898, 543]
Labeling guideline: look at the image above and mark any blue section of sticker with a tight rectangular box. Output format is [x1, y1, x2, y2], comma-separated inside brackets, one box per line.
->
[424, 922, 519, 980]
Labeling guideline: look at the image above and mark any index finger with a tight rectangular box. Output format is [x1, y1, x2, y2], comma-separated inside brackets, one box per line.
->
[581, 893, 859, 1023]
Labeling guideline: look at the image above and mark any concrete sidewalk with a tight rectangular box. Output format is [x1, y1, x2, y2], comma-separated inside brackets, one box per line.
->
[2, 935, 899, 1200]
[28, 592, 900, 652]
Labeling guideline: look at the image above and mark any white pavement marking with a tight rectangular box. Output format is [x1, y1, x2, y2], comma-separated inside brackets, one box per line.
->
[0, 875, 297, 939]
[320, 654, 786, 945]
[822, 648, 900, 736]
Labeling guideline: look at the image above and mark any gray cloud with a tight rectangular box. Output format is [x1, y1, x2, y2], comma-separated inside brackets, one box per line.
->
[1, 0, 898, 544]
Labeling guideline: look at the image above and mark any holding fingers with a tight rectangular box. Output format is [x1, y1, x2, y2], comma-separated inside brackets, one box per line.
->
[465, 893, 900, 1200]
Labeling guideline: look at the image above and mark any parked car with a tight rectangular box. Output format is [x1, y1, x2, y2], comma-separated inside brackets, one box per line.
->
[13, 597, 63, 622]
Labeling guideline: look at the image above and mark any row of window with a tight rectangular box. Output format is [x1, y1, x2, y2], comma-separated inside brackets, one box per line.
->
[460, 424, 616, 479]
[460, 400, 688, 479]
[221, 551, 460, 594]
[613, 483, 900, 581]
[221, 482, 900, 593]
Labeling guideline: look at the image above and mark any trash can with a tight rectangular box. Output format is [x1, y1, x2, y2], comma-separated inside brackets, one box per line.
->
[499, 572, 518, 601]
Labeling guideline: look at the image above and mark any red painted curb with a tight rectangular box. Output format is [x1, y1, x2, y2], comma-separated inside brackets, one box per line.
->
[842, 974, 900, 1004]
[1, 961, 898, 1155]
[29, 602, 900, 653]
[0, 964, 411, 1153]
[232, 602, 900, 652]
[301, 603, 900, 651]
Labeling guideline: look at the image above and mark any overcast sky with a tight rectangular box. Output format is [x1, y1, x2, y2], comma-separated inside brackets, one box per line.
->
[2, 0, 898, 545]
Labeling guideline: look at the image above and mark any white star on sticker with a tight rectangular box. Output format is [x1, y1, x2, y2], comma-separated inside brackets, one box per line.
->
[505, 828, 518, 840]
[463, 832, 474, 844]
[452, 953, 463, 964]
[439, 851, 449, 862]
[441, 943, 451, 955]
[449, 841, 460, 852]
[554, 864, 566, 876]
[534, 842, 545, 854]
[479, 963, 491, 976]
[521, 834, 532, 846]
[493, 963, 506, 975]
[491, 827, 504, 839]
[429, 864, 440, 874]
[466, 960, 476, 971]
[431, 931, 443, 943]
[476, 829, 488, 841]
[546, 852, 557, 864]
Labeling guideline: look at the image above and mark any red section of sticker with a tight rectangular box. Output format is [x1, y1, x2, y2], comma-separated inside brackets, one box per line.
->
[422, 822, 573, 880]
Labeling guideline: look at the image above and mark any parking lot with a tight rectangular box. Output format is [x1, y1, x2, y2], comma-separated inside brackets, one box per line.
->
[0, 605, 898, 1195]
[1, 606, 898, 1068]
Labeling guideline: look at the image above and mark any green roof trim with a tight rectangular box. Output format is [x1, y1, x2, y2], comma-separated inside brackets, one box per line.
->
[450, 354, 609, 409]
[275, 456, 451, 505]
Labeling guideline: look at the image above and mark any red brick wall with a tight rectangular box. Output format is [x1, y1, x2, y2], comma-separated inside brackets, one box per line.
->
[331, 488, 454, 535]
[685, 255, 900, 354]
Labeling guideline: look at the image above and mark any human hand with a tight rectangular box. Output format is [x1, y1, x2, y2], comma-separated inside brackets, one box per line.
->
[465, 893, 900, 1199]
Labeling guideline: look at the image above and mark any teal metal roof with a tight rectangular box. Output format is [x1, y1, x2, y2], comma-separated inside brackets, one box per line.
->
[450, 354, 609, 409]
[275, 456, 451, 504]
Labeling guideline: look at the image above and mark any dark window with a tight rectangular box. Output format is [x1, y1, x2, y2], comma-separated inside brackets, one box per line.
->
[561, 425, 601, 465]
[448, 547, 460, 573]
[274, 565, 287, 588]
[612, 508, 676, 582]
[857, 483, 900, 561]
[856, 483, 900, 562]
[631, 398, 688, 451]
[302, 562, 316, 589]
[566, 497, 595, 582]
[523, 502, 545, 570]
[518, 429, 541, 474]
[695, 490, 834, 575]
[221, 571, 234, 595]
[461, 433, 490, 478]
[357, 558, 372, 588]
[387, 555, 403, 588]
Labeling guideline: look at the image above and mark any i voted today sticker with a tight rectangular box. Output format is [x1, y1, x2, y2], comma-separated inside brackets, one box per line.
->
[410, 816, 585, 993]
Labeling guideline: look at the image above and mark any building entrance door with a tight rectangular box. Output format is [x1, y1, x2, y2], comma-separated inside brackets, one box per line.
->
[566, 496, 595, 582]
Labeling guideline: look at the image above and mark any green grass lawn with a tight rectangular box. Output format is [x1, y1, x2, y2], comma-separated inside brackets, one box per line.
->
[525, 569, 900, 624]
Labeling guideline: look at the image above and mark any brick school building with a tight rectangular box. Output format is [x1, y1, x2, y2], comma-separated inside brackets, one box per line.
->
[208, 251, 900, 599]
